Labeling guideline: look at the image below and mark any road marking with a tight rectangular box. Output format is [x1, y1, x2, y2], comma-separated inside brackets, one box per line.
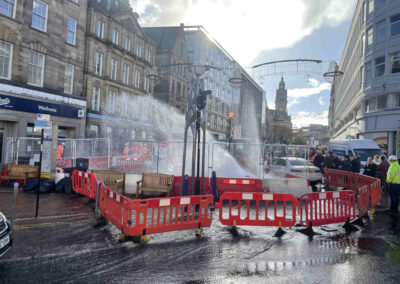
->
[13, 219, 92, 230]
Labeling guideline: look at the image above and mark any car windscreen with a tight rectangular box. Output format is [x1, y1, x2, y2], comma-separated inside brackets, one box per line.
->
[288, 159, 310, 166]
[354, 149, 383, 161]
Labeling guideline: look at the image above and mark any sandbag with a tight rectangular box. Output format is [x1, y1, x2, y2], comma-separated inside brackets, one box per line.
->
[55, 178, 66, 193]
[38, 179, 55, 193]
[64, 178, 73, 194]
[23, 179, 38, 192]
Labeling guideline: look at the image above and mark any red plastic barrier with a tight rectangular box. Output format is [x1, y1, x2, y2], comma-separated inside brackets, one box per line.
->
[357, 185, 370, 217]
[215, 178, 264, 196]
[71, 170, 97, 199]
[370, 179, 381, 209]
[324, 169, 355, 189]
[215, 192, 299, 227]
[299, 191, 356, 227]
[99, 183, 129, 231]
[353, 173, 376, 188]
[123, 195, 214, 237]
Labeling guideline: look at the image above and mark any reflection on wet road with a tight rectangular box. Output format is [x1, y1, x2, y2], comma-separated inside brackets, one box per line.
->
[1, 204, 400, 283]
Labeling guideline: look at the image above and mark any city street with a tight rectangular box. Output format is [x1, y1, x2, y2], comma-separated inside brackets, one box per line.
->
[1, 194, 400, 283]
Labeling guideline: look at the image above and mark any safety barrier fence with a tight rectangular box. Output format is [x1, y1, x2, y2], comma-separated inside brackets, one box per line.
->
[324, 169, 382, 217]
[70, 169, 379, 241]
[215, 192, 298, 227]
[299, 191, 356, 227]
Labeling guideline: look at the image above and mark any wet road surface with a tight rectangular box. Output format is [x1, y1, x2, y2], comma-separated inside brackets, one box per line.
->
[1, 197, 400, 283]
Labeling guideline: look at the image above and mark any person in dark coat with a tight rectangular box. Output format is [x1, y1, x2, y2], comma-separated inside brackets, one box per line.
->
[312, 150, 325, 173]
[324, 152, 333, 169]
[341, 155, 352, 172]
[351, 154, 361, 173]
[332, 152, 341, 169]
[364, 157, 377, 177]
[377, 155, 390, 193]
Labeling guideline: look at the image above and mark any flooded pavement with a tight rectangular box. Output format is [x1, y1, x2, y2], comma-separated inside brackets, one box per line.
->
[1, 196, 400, 283]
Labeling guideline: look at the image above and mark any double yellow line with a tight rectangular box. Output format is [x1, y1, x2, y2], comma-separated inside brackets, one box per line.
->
[13, 219, 91, 230]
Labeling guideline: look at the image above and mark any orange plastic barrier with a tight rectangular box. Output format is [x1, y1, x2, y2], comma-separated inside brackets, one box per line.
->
[299, 191, 356, 227]
[71, 170, 97, 199]
[123, 195, 214, 237]
[99, 183, 129, 231]
[357, 185, 370, 217]
[369, 179, 381, 209]
[215, 192, 299, 227]
[353, 173, 376, 188]
[324, 169, 355, 189]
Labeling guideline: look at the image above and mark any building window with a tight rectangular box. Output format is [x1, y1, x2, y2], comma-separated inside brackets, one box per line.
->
[112, 29, 119, 45]
[32, 0, 48, 32]
[125, 37, 131, 51]
[28, 51, 45, 86]
[144, 75, 150, 93]
[377, 0, 386, 8]
[375, 56, 385, 77]
[376, 20, 386, 43]
[0, 41, 13, 80]
[368, 0, 374, 14]
[0, 0, 16, 18]
[107, 90, 116, 114]
[391, 51, 400, 74]
[134, 69, 141, 88]
[391, 14, 400, 37]
[123, 63, 130, 85]
[121, 92, 128, 116]
[361, 34, 365, 56]
[92, 86, 101, 111]
[67, 17, 77, 45]
[94, 51, 103, 75]
[71, 0, 79, 3]
[366, 98, 376, 112]
[136, 43, 142, 57]
[89, 125, 99, 138]
[64, 64, 74, 94]
[377, 95, 387, 109]
[146, 49, 151, 62]
[97, 20, 104, 38]
[367, 27, 373, 46]
[365, 61, 372, 82]
[110, 58, 118, 80]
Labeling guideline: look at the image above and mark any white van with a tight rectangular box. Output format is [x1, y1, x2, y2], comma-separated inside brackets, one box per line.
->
[328, 139, 384, 167]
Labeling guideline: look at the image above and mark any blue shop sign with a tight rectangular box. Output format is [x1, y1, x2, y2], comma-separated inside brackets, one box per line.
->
[0, 93, 81, 119]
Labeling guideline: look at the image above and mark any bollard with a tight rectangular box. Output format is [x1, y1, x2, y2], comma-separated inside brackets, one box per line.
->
[212, 171, 218, 202]
[12, 182, 19, 226]
[95, 179, 101, 219]
[183, 174, 189, 196]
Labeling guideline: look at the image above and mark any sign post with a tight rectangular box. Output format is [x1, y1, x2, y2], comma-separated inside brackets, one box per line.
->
[34, 114, 52, 218]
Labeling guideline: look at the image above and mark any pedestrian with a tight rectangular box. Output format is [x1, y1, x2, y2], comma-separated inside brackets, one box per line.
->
[351, 154, 361, 173]
[364, 157, 377, 177]
[56, 142, 65, 159]
[312, 150, 325, 173]
[386, 155, 400, 211]
[341, 155, 352, 172]
[332, 152, 341, 169]
[373, 155, 381, 165]
[324, 152, 333, 169]
[377, 155, 390, 194]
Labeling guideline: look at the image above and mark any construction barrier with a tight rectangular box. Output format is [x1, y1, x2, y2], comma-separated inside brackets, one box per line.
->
[299, 191, 356, 227]
[71, 170, 97, 199]
[215, 192, 299, 227]
[123, 195, 214, 237]
[357, 185, 370, 217]
[324, 169, 355, 189]
[214, 178, 264, 196]
[370, 179, 382, 209]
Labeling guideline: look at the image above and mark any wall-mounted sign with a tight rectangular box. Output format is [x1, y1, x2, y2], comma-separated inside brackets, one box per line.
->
[0, 93, 82, 119]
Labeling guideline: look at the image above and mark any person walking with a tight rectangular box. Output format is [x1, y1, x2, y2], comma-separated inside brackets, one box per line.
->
[56, 142, 65, 159]
[377, 155, 390, 194]
[364, 157, 377, 177]
[351, 154, 361, 173]
[386, 155, 400, 211]
[341, 155, 352, 172]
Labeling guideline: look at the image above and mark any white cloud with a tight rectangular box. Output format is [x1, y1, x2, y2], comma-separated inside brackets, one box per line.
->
[292, 111, 328, 128]
[307, 77, 319, 87]
[288, 82, 331, 99]
[139, 0, 356, 65]
[319, 96, 324, 106]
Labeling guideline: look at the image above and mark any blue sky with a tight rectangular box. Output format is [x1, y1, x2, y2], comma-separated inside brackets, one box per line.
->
[138, 0, 357, 127]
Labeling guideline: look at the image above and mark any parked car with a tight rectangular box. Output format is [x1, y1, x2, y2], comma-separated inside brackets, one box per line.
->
[270, 157, 322, 191]
[0, 211, 13, 258]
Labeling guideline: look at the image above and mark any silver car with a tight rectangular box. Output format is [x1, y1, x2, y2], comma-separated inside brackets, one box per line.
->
[0, 211, 13, 258]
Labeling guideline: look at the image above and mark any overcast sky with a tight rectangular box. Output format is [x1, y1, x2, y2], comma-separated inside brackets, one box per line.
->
[137, 0, 357, 128]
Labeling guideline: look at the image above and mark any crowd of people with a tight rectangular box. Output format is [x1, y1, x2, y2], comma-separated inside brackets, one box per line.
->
[311, 150, 400, 211]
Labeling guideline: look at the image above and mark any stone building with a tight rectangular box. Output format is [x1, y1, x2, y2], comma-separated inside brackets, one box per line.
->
[265, 78, 293, 143]
[143, 24, 189, 114]
[0, 0, 87, 163]
[85, 0, 156, 142]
